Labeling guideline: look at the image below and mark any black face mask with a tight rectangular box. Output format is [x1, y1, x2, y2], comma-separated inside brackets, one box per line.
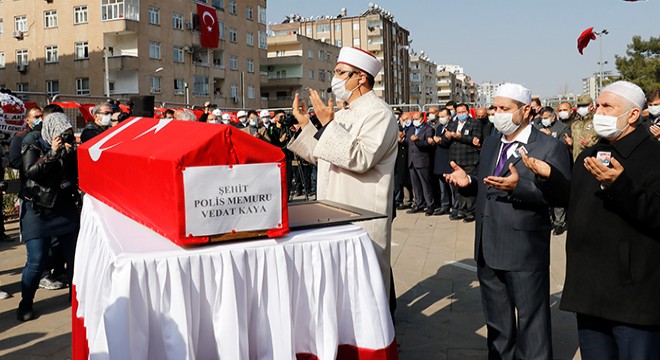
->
[60, 132, 75, 145]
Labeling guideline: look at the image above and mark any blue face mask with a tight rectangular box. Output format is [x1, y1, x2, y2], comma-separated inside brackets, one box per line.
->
[404, 120, 412, 127]
[457, 113, 468, 121]
[32, 119, 43, 127]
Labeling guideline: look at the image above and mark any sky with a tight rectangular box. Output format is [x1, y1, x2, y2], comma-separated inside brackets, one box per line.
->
[267, 0, 659, 98]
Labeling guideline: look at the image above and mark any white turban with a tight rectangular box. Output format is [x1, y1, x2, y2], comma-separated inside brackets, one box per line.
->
[337, 47, 383, 78]
[601, 81, 646, 110]
[494, 83, 532, 105]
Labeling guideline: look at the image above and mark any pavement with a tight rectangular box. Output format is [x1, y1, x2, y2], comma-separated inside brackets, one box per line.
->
[0, 209, 581, 359]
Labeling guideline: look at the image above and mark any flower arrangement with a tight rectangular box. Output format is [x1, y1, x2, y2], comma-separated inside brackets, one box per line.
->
[0, 92, 26, 115]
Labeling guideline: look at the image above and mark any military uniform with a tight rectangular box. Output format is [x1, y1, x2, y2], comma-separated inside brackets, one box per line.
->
[570, 112, 597, 161]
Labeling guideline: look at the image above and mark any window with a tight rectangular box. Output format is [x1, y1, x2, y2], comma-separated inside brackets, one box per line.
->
[15, 15, 27, 32]
[101, 0, 139, 21]
[246, 32, 254, 46]
[0, 52, 5, 69]
[76, 78, 90, 95]
[319, 69, 326, 82]
[213, 51, 224, 68]
[172, 13, 183, 30]
[174, 78, 185, 95]
[193, 75, 209, 97]
[148, 7, 160, 25]
[173, 46, 184, 63]
[228, 0, 236, 15]
[258, 6, 266, 24]
[276, 70, 286, 79]
[334, 24, 341, 33]
[16, 83, 29, 92]
[150, 76, 161, 93]
[258, 31, 267, 50]
[316, 23, 330, 33]
[246, 6, 253, 20]
[212, 0, 224, 11]
[230, 84, 238, 99]
[247, 58, 254, 73]
[309, 70, 314, 79]
[75, 42, 89, 60]
[218, 21, 224, 39]
[305, 27, 312, 36]
[353, 23, 360, 30]
[149, 42, 161, 59]
[45, 46, 58, 63]
[318, 50, 323, 60]
[353, 38, 360, 47]
[308, 50, 313, 59]
[74, 6, 88, 24]
[44, 10, 57, 28]
[0, 19, 3, 35]
[335, 39, 342, 47]
[229, 28, 237, 43]
[46, 80, 59, 96]
[247, 85, 255, 99]
[230, 56, 237, 70]
[16, 49, 28, 65]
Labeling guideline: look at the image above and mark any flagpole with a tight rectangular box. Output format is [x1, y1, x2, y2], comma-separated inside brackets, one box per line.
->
[594, 29, 609, 96]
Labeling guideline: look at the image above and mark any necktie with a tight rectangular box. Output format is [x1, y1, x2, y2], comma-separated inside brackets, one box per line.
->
[493, 142, 515, 176]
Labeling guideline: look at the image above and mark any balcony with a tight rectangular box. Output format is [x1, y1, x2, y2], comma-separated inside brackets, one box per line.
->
[107, 55, 139, 71]
[264, 76, 303, 87]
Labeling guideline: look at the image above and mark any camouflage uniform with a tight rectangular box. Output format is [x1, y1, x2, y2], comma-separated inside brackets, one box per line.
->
[570, 111, 598, 161]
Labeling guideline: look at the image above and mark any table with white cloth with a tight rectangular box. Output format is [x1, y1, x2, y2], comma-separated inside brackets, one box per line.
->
[72, 196, 397, 360]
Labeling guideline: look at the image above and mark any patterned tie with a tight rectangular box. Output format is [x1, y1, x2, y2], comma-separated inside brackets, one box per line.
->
[493, 142, 516, 176]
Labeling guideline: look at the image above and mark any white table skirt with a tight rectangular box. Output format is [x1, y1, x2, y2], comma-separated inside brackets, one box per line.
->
[73, 195, 395, 360]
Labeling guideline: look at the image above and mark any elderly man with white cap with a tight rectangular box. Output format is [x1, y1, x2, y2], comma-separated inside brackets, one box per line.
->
[287, 47, 398, 303]
[521, 80, 660, 359]
[445, 83, 571, 359]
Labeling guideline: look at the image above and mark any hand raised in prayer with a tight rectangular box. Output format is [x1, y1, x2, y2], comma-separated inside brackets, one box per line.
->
[584, 156, 624, 187]
[410, 134, 419, 142]
[579, 137, 590, 147]
[564, 133, 573, 146]
[427, 137, 435, 144]
[433, 135, 443, 144]
[650, 125, 660, 140]
[444, 161, 470, 188]
[521, 151, 551, 178]
[540, 128, 552, 136]
[292, 93, 310, 128]
[472, 137, 481, 147]
[308, 89, 335, 126]
[483, 164, 519, 192]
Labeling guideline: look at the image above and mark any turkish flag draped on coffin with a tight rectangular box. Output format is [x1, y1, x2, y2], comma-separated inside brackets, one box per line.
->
[197, 4, 219, 48]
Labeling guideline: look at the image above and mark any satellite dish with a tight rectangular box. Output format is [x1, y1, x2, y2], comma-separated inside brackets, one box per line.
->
[368, 3, 374, 8]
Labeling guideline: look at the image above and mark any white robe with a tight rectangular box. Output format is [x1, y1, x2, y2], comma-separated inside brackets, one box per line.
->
[288, 90, 398, 294]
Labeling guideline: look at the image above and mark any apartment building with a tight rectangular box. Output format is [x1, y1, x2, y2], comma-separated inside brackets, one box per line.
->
[261, 34, 340, 109]
[0, 0, 267, 109]
[269, 4, 410, 105]
[409, 54, 437, 106]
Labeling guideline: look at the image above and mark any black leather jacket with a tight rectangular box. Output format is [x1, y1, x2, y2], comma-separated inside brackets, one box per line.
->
[21, 133, 79, 209]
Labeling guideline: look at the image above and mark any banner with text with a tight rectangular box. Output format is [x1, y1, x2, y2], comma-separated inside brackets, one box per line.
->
[183, 163, 282, 236]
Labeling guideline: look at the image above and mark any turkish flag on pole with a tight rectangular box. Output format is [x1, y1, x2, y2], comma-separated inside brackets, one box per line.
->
[197, 4, 219, 48]
[577, 27, 597, 55]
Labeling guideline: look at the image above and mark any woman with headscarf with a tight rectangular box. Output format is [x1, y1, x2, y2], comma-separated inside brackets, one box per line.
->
[17, 112, 80, 321]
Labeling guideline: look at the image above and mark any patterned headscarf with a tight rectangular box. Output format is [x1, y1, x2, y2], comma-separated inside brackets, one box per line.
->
[41, 112, 72, 145]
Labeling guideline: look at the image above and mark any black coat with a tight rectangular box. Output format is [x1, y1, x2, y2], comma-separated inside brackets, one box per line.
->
[432, 125, 452, 175]
[395, 125, 411, 185]
[544, 126, 660, 326]
[445, 117, 482, 167]
[405, 123, 435, 169]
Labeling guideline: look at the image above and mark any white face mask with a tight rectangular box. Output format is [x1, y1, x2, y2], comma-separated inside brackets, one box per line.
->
[403, 120, 412, 127]
[249, 118, 258, 126]
[438, 117, 449, 125]
[100, 114, 112, 127]
[488, 115, 495, 123]
[239, 117, 247, 124]
[427, 114, 437, 121]
[648, 105, 660, 116]
[593, 109, 632, 140]
[412, 120, 422, 127]
[331, 76, 359, 102]
[558, 110, 570, 120]
[262, 117, 271, 125]
[493, 107, 524, 136]
[541, 118, 553, 128]
[577, 107, 590, 117]
[222, 119, 231, 125]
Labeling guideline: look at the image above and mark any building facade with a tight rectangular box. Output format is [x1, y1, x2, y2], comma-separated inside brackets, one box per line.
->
[476, 81, 503, 107]
[0, 0, 267, 109]
[409, 54, 437, 106]
[269, 5, 410, 105]
[261, 34, 340, 109]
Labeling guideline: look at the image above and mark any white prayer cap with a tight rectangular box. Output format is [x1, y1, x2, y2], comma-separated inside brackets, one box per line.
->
[259, 109, 271, 118]
[211, 109, 223, 116]
[237, 110, 247, 118]
[221, 113, 231, 121]
[494, 83, 532, 105]
[337, 47, 383, 78]
[600, 81, 646, 110]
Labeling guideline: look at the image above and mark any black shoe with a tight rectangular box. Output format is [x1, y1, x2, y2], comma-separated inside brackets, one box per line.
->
[17, 301, 36, 322]
[424, 207, 435, 216]
[406, 206, 424, 214]
[433, 208, 450, 216]
[396, 204, 406, 210]
[463, 215, 476, 223]
[0, 234, 13, 242]
[552, 225, 566, 236]
[449, 213, 465, 221]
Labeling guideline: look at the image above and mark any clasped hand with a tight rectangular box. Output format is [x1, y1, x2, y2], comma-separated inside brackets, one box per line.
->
[292, 90, 334, 128]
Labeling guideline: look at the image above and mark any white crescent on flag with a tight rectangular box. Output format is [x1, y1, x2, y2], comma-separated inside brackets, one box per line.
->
[202, 11, 215, 31]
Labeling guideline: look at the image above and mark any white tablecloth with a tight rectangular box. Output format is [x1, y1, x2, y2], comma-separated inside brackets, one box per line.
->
[73, 196, 395, 360]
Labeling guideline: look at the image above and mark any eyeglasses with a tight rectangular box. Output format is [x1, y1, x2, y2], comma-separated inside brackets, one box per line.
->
[333, 69, 355, 77]
[98, 111, 113, 116]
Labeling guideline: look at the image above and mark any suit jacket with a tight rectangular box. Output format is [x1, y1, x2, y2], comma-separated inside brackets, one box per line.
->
[432, 125, 452, 175]
[395, 125, 411, 184]
[445, 117, 482, 167]
[406, 123, 435, 169]
[468, 126, 571, 271]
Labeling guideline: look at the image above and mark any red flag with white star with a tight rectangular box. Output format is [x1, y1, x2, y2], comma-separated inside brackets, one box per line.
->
[197, 4, 219, 48]
[577, 27, 597, 55]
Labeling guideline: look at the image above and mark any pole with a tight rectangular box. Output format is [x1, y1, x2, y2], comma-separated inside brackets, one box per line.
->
[184, 82, 190, 105]
[241, 71, 246, 108]
[104, 48, 110, 98]
[599, 33, 603, 94]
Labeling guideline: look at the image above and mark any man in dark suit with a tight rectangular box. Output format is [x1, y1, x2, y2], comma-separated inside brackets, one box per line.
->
[445, 83, 572, 360]
[443, 103, 482, 222]
[406, 112, 436, 215]
[430, 107, 453, 215]
[394, 112, 413, 209]
[522, 81, 660, 359]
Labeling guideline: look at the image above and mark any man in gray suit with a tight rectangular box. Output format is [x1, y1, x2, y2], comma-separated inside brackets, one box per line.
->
[445, 83, 572, 360]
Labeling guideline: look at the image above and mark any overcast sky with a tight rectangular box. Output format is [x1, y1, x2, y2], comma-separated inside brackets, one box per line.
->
[267, 0, 659, 98]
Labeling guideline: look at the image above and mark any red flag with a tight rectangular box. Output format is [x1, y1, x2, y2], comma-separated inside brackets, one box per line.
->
[577, 27, 597, 55]
[197, 4, 219, 48]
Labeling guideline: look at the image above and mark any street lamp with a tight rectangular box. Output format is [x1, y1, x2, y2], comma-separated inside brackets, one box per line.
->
[594, 29, 609, 94]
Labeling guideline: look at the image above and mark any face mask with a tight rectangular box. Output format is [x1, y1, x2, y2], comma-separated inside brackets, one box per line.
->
[493, 107, 524, 136]
[593, 109, 632, 140]
[541, 118, 553, 127]
[488, 115, 495, 123]
[457, 113, 468, 121]
[558, 110, 570, 120]
[208, 119, 217, 124]
[331, 76, 359, 102]
[239, 117, 247, 124]
[427, 114, 436, 121]
[413, 120, 422, 127]
[249, 118, 258, 126]
[648, 105, 660, 116]
[100, 115, 112, 127]
[404, 120, 412, 127]
[222, 119, 231, 125]
[438, 117, 449, 125]
[576, 107, 589, 117]
[32, 118, 42, 127]
[450, 110, 456, 117]
[262, 117, 271, 125]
